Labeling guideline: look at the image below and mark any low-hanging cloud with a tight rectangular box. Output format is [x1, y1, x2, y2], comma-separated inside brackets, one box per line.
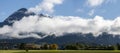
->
[0, 15, 120, 39]
[28, 0, 63, 13]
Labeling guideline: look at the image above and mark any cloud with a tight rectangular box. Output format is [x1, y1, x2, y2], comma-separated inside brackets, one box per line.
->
[88, 9, 95, 16]
[28, 0, 64, 14]
[76, 9, 84, 13]
[86, 0, 105, 7]
[106, 0, 117, 3]
[1, 15, 120, 38]
[86, 0, 117, 7]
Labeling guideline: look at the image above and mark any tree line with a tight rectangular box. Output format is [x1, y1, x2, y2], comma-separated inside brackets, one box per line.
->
[1, 42, 120, 50]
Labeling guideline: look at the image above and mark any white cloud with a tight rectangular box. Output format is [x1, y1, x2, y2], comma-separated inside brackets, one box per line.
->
[88, 9, 95, 16]
[28, 0, 64, 14]
[0, 25, 12, 34]
[76, 9, 84, 13]
[106, 0, 117, 3]
[86, 0, 105, 7]
[1, 15, 120, 38]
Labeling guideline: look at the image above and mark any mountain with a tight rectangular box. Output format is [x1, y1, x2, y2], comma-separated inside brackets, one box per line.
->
[0, 8, 120, 45]
[4, 8, 35, 24]
[1, 32, 120, 45]
[0, 8, 47, 27]
[0, 8, 34, 27]
[36, 32, 120, 45]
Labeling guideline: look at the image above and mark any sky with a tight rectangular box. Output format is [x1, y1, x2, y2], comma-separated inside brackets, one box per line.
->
[1, 0, 120, 38]
[0, 0, 120, 22]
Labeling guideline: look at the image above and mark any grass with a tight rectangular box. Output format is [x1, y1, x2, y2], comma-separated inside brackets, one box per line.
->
[0, 50, 120, 53]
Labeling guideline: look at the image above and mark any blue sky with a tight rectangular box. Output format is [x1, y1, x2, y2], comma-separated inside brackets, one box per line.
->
[0, 0, 120, 22]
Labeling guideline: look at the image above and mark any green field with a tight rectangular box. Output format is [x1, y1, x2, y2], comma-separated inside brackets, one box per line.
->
[0, 50, 120, 53]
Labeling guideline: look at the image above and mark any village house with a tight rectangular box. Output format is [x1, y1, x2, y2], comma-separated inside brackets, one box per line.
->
[25, 43, 41, 50]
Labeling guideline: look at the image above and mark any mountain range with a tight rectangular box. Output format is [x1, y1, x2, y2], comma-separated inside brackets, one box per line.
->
[0, 8, 120, 45]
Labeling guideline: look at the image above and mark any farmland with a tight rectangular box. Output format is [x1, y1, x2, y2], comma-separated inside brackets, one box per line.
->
[0, 50, 120, 53]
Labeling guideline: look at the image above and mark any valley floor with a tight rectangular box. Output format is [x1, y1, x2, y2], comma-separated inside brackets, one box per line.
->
[0, 50, 120, 53]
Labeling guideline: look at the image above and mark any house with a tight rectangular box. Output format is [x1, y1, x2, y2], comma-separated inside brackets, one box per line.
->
[25, 43, 41, 50]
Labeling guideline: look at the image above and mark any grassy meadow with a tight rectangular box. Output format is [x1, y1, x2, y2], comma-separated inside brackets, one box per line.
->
[0, 50, 120, 53]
